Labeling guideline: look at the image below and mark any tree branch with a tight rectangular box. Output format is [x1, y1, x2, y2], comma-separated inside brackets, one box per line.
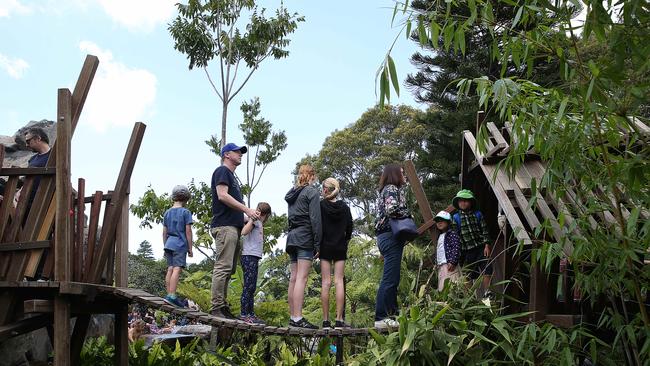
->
[204, 68, 224, 101]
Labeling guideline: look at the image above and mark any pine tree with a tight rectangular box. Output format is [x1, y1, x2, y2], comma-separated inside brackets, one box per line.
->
[136, 240, 154, 261]
[407, 0, 563, 208]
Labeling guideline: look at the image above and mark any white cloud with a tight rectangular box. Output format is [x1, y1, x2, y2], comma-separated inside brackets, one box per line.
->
[0, 53, 29, 79]
[0, 0, 31, 17]
[96, 0, 177, 32]
[79, 41, 157, 132]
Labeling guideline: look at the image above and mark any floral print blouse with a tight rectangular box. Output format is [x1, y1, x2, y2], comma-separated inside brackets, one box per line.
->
[375, 184, 410, 234]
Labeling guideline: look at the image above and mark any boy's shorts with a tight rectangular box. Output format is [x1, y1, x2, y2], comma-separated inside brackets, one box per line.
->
[287, 247, 313, 263]
[460, 246, 493, 280]
[164, 249, 187, 268]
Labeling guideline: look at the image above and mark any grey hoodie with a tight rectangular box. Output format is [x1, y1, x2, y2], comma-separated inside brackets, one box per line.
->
[285, 183, 322, 254]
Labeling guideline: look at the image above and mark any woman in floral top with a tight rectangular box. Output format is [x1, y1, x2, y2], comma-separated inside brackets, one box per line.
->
[373, 163, 410, 329]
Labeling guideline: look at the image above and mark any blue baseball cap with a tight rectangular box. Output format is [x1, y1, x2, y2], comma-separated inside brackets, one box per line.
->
[220, 143, 248, 157]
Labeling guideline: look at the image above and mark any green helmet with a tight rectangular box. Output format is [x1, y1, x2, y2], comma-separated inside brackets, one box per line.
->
[452, 189, 476, 210]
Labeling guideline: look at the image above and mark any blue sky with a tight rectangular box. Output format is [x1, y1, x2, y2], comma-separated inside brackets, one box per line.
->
[0, 0, 422, 261]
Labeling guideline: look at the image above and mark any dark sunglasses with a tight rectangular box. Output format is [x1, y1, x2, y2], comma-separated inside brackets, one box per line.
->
[25, 136, 36, 144]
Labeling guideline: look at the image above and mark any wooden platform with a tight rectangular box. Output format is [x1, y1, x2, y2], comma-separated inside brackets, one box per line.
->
[0, 281, 390, 338]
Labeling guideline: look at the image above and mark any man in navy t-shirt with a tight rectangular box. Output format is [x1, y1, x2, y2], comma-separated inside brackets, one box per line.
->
[210, 142, 260, 320]
[21, 128, 51, 208]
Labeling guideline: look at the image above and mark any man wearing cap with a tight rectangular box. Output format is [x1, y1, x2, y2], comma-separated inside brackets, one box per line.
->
[210, 143, 260, 319]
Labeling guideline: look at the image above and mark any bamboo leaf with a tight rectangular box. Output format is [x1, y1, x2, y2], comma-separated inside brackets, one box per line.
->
[512, 6, 524, 29]
[387, 55, 400, 97]
[555, 96, 568, 124]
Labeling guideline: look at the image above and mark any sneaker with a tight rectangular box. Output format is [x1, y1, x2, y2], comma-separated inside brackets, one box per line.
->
[249, 315, 266, 325]
[240, 315, 254, 324]
[374, 318, 399, 329]
[322, 320, 332, 329]
[289, 317, 318, 329]
[334, 320, 351, 328]
[163, 295, 178, 306]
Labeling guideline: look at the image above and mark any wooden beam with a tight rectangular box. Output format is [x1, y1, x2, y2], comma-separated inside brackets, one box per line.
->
[545, 314, 582, 328]
[75, 193, 112, 204]
[115, 187, 129, 287]
[114, 304, 129, 365]
[3, 177, 34, 243]
[75, 179, 85, 282]
[53, 296, 70, 366]
[55, 88, 72, 283]
[89, 123, 146, 283]
[24, 299, 53, 313]
[82, 192, 103, 282]
[0, 241, 51, 251]
[487, 122, 509, 146]
[0, 314, 52, 342]
[403, 160, 438, 244]
[71, 55, 99, 134]
[463, 131, 531, 245]
[0, 177, 19, 246]
[460, 137, 473, 189]
[0, 167, 57, 176]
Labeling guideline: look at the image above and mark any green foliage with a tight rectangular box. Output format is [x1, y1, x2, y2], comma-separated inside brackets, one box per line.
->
[81, 336, 335, 365]
[168, 0, 304, 146]
[297, 105, 427, 233]
[349, 284, 614, 365]
[177, 269, 212, 312]
[80, 336, 114, 366]
[128, 338, 237, 366]
[128, 253, 167, 296]
[381, 0, 650, 363]
[238, 97, 288, 206]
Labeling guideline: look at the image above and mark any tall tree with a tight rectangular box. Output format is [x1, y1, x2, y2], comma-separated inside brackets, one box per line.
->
[136, 240, 155, 260]
[169, 0, 304, 148]
[298, 105, 426, 232]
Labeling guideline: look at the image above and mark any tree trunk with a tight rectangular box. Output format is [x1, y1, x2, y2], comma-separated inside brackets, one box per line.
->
[221, 101, 228, 150]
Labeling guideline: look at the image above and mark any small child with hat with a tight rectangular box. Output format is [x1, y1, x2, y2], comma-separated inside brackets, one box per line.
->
[434, 211, 461, 291]
[451, 189, 493, 291]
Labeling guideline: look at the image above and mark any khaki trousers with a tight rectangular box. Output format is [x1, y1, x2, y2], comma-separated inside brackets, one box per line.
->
[437, 264, 461, 291]
[210, 226, 241, 311]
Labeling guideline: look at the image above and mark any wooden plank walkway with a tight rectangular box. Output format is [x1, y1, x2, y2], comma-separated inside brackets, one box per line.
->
[110, 287, 389, 337]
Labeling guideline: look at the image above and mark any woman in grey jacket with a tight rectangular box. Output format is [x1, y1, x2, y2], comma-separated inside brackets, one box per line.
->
[285, 164, 322, 329]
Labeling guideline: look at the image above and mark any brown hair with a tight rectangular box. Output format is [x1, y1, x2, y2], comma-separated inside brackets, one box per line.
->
[257, 202, 272, 223]
[296, 164, 316, 187]
[378, 163, 404, 192]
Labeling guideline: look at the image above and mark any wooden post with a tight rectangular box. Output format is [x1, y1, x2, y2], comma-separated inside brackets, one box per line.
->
[336, 336, 344, 364]
[54, 88, 72, 366]
[89, 122, 145, 283]
[115, 185, 129, 287]
[403, 160, 438, 244]
[75, 179, 85, 281]
[475, 110, 485, 137]
[114, 304, 129, 365]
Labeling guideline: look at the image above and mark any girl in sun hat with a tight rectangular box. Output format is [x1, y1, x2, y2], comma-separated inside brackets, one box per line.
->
[433, 210, 461, 291]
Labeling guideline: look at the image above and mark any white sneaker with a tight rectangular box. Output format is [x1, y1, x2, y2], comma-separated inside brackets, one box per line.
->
[374, 318, 399, 329]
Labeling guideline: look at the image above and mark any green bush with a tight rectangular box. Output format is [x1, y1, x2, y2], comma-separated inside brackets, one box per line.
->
[348, 282, 615, 366]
